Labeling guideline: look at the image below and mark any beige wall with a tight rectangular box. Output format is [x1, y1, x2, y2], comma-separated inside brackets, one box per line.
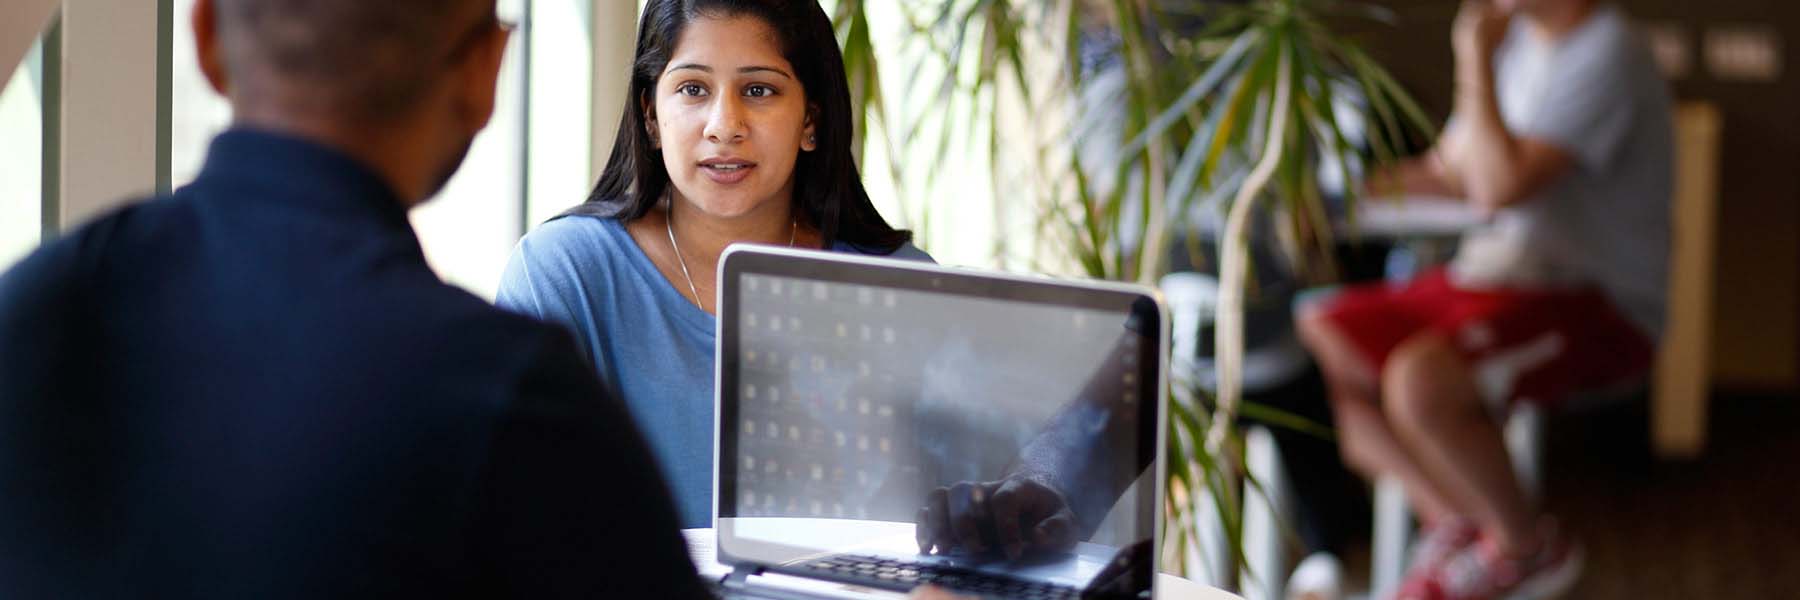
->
[59, 0, 162, 228]
[590, 1, 636, 183]
[0, 0, 164, 232]
[0, 0, 58, 78]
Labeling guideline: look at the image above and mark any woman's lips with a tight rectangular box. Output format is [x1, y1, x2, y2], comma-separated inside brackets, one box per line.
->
[700, 162, 756, 185]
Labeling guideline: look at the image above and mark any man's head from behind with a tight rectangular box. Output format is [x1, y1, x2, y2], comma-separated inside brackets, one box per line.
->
[190, 0, 509, 203]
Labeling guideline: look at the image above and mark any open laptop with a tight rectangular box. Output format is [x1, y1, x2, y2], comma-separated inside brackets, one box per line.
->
[711, 246, 1168, 600]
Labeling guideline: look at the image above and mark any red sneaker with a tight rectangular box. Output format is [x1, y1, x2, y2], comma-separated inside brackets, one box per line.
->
[1395, 520, 1584, 600]
[1405, 517, 1480, 581]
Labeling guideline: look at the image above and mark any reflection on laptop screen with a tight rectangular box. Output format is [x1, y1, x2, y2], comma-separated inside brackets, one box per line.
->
[717, 249, 1163, 599]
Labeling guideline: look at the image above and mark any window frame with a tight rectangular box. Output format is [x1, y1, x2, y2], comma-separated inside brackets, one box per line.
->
[7, 0, 643, 290]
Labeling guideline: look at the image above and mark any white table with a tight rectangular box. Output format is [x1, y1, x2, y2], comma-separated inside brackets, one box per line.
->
[1338, 195, 1483, 239]
[684, 527, 1241, 600]
[1338, 195, 1483, 283]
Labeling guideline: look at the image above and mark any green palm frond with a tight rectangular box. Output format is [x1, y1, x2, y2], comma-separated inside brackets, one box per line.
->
[832, 0, 1432, 587]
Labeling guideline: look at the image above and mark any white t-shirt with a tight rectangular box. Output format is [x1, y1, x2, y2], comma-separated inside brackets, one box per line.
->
[1448, 4, 1673, 341]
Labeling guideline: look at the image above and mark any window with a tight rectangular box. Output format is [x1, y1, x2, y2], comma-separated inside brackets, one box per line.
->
[13, 1, 615, 295]
[525, 0, 596, 228]
[0, 36, 45, 270]
[167, 0, 229, 190]
[410, 0, 529, 299]
[169, 0, 537, 300]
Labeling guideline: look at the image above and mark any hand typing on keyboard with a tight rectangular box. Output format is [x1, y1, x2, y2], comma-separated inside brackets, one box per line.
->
[914, 473, 1079, 560]
[914, 325, 1149, 565]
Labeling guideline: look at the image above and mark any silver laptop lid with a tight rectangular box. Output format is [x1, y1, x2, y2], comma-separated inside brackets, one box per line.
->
[714, 246, 1167, 599]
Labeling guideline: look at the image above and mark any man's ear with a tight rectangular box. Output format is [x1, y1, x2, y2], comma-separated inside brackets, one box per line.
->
[192, 0, 230, 97]
[456, 23, 509, 133]
[800, 103, 819, 152]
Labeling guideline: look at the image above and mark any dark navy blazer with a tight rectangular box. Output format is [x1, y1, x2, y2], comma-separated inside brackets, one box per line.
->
[0, 129, 708, 598]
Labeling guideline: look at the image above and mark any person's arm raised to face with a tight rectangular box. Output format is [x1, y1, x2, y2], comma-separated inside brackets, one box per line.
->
[1441, 0, 1578, 214]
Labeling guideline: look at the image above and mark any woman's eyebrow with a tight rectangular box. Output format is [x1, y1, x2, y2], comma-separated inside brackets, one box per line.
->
[666, 63, 792, 80]
[738, 66, 793, 80]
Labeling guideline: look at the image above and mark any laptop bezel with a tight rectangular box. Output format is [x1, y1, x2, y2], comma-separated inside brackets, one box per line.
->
[711, 244, 1170, 596]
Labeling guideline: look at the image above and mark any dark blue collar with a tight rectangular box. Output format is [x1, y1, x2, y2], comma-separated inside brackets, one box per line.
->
[192, 128, 412, 230]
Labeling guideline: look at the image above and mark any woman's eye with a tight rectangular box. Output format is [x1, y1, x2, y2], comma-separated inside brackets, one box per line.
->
[678, 83, 707, 97]
[745, 84, 775, 98]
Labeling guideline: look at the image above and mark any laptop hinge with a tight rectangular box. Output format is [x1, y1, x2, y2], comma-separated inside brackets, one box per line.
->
[723, 564, 763, 589]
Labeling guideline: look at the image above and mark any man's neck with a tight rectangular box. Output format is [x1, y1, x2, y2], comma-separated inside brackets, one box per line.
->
[1526, 1, 1598, 43]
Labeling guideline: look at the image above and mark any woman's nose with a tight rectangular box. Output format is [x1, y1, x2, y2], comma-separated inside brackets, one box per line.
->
[704, 97, 748, 144]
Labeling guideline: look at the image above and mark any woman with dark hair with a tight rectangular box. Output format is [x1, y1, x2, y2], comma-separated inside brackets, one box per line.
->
[495, 0, 928, 529]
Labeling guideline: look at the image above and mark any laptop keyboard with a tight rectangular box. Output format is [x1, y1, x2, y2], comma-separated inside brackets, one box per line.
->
[796, 554, 1082, 599]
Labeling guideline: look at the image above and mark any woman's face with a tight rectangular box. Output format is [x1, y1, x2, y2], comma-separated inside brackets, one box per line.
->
[649, 15, 816, 220]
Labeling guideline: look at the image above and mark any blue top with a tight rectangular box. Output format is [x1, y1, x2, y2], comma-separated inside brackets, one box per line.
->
[496, 215, 930, 528]
[0, 129, 706, 598]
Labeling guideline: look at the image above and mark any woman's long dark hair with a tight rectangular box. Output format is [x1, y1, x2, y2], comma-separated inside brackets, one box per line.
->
[565, 0, 911, 253]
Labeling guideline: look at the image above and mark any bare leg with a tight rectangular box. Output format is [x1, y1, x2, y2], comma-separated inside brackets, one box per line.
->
[1382, 332, 1539, 555]
[1296, 311, 1459, 524]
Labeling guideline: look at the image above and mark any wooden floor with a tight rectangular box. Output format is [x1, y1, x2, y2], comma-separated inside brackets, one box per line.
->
[1542, 393, 1800, 598]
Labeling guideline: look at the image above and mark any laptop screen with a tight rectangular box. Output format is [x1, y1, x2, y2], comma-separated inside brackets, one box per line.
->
[716, 248, 1164, 597]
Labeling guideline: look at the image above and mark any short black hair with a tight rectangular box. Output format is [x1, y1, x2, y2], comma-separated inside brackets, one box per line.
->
[215, 0, 494, 123]
[568, 0, 912, 254]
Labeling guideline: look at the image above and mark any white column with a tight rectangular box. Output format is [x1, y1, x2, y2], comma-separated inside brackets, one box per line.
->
[59, 0, 162, 228]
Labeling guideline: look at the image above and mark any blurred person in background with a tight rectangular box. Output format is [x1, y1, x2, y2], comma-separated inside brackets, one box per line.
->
[1296, 0, 1672, 598]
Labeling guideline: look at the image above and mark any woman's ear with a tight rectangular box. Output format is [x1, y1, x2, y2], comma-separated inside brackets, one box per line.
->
[800, 103, 820, 152]
[642, 92, 661, 149]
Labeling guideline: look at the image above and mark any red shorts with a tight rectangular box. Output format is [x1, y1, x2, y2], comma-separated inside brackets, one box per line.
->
[1314, 268, 1653, 408]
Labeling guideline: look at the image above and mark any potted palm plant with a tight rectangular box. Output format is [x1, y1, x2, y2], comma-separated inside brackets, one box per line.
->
[833, 0, 1434, 588]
